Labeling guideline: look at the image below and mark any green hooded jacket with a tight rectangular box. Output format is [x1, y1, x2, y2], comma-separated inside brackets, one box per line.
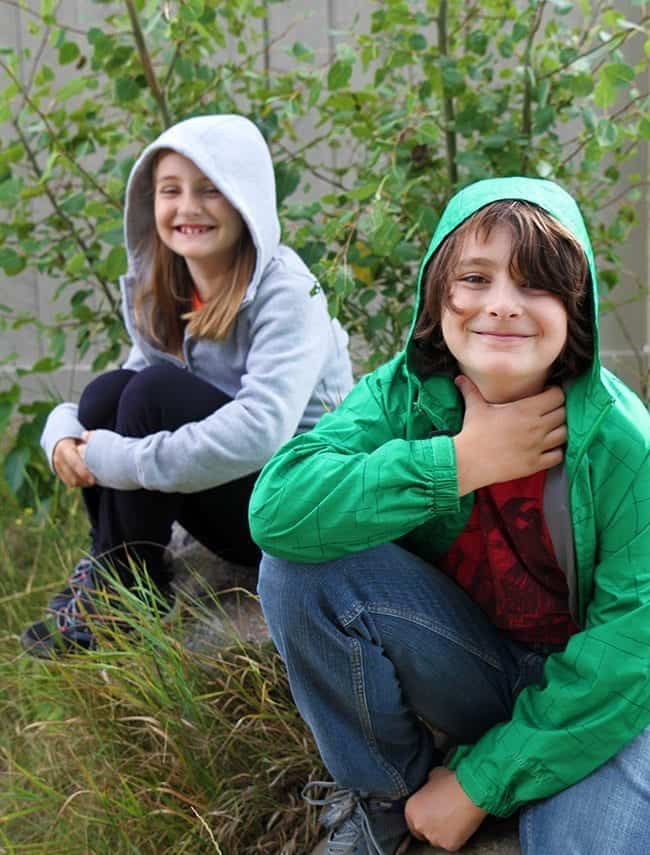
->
[249, 177, 650, 816]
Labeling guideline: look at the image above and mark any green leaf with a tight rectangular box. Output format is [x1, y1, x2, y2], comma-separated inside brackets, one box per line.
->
[0, 177, 22, 206]
[275, 162, 301, 205]
[601, 62, 635, 88]
[291, 41, 314, 62]
[533, 105, 556, 133]
[593, 78, 616, 109]
[408, 33, 427, 51]
[639, 117, 650, 140]
[0, 247, 25, 276]
[103, 246, 127, 281]
[328, 59, 353, 91]
[441, 60, 464, 94]
[568, 73, 593, 96]
[466, 30, 489, 55]
[58, 41, 80, 65]
[595, 119, 618, 146]
[114, 77, 140, 103]
[0, 384, 20, 435]
[3, 446, 29, 494]
[60, 191, 86, 215]
[56, 77, 87, 101]
[65, 251, 86, 277]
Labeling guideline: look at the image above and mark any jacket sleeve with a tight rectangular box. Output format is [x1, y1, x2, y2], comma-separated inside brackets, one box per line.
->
[448, 436, 650, 816]
[249, 365, 460, 561]
[40, 403, 85, 472]
[83, 273, 339, 493]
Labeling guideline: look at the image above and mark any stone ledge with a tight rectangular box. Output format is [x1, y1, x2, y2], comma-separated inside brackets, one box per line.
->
[166, 529, 521, 855]
[312, 816, 520, 854]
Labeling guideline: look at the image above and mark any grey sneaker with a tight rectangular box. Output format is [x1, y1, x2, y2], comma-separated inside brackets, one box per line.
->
[304, 781, 411, 855]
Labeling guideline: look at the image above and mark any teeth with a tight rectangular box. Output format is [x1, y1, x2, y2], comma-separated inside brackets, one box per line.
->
[178, 226, 211, 235]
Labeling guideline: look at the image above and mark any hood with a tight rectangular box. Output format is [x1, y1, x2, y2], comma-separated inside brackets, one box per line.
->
[406, 177, 606, 407]
[123, 114, 280, 299]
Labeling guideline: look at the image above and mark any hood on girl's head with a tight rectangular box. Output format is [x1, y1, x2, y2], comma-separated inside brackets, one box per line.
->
[123, 114, 280, 292]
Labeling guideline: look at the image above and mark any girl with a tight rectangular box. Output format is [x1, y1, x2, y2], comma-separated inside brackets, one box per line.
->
[250, 178, 650, 854]
[22, 114, 353, 658]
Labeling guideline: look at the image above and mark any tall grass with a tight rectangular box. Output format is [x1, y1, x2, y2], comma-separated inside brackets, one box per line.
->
[0, 484, 324, 854]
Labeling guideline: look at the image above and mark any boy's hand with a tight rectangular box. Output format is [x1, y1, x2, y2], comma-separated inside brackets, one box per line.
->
[52, 437, 96, 488]
[453, 375, 566, 496]
[404, 767, 487, 851]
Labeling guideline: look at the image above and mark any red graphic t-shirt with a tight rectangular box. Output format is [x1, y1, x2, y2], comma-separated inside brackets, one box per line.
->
[438, 470, 579, 646]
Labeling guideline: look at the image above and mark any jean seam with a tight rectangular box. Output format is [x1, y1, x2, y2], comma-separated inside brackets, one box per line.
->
[346, 626, 413, 799]
[522, 806, 533, 855]
[341, 601, 504, 671]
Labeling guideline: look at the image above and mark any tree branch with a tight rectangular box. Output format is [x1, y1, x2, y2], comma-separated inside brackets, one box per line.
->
[0, 59, 121, 209]
[123, 0, 171, 127]
[521, 0, 547, 173]
[11, 120, 119, 314]
[438, 0, 458, 187]
[0, 0, 86, 35]
[540, 17, 648, 80]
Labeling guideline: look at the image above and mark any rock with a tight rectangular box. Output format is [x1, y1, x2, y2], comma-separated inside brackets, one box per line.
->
[166, 523, 269, 653]
[312, 815, 520, 854]
[166, 527, 522, 855]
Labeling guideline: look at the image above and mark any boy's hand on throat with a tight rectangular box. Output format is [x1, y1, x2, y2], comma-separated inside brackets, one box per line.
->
[404, 767, 487, 851]
[453, 375, 566, 496]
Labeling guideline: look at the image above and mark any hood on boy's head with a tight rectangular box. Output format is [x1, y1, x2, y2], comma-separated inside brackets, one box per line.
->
[408, 176, 601, 369]
[123, 114, 280, 291]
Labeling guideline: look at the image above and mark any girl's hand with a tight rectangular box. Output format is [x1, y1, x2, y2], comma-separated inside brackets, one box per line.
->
[52, 437, 96, 488]
[80, 430, 95, 462]
[404, 767, 487, 851]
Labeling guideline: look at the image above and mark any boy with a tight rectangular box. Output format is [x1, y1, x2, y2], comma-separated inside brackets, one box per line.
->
[249, 178, 650, 854]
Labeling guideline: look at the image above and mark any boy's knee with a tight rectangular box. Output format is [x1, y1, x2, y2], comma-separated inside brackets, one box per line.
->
[258, 553, 330, 639]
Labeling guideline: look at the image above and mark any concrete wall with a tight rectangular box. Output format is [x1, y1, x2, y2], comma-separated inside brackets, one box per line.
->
[1, 1, 647, 398]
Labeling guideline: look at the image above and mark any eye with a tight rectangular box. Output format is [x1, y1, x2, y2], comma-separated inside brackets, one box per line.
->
[158, 186, 179, 195]
[202, 187, 221, 196]
[459, 274, 487, 285]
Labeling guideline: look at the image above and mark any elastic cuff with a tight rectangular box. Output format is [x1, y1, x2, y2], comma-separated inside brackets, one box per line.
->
[427, 435, 459, 514]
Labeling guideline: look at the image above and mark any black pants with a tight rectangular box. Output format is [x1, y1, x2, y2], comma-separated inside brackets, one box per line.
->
[78, 363, 261, 588]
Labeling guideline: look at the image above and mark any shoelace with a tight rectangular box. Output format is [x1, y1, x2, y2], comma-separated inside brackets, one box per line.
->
[55, 562, 99, 636]
[55, 592, 86, 634]
[302, 781, 387, 854]
[67, 557, 93, 587]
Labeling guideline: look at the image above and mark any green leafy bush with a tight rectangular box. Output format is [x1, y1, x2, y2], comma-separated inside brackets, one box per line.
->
[1, 0, 648, 503]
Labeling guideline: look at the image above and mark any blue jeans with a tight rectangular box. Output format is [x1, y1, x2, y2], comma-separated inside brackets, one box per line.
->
[258, 543, 650, 854]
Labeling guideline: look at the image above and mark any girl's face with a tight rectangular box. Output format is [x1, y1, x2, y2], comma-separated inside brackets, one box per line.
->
[441, 225, 568, 398]
[153, 151, 245, 274]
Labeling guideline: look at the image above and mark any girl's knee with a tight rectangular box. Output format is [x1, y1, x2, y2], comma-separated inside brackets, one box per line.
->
[114, 364, 181, 433]
[78, 369, 136, 429]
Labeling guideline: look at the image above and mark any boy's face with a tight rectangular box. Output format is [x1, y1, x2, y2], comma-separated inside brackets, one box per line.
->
[441, 225, 568, 398]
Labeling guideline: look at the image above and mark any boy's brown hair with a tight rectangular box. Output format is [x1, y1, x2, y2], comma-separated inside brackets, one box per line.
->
[413, 200, 593, 384]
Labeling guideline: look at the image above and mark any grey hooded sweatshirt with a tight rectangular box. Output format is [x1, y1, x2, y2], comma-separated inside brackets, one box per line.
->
[41, 114, 353, 492]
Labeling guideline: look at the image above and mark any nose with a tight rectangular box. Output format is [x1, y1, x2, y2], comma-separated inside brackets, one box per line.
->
[178, 191, 202, 217]
[486, 280, 523, 318]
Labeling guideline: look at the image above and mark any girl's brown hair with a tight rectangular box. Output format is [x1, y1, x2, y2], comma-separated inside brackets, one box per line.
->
[412, 200, 593, 384]
[133, 151, 256, 355]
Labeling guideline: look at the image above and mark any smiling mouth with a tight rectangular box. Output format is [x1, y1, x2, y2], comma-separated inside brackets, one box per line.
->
[175, 225, 215, 236]
[471, 331, 534, 339]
